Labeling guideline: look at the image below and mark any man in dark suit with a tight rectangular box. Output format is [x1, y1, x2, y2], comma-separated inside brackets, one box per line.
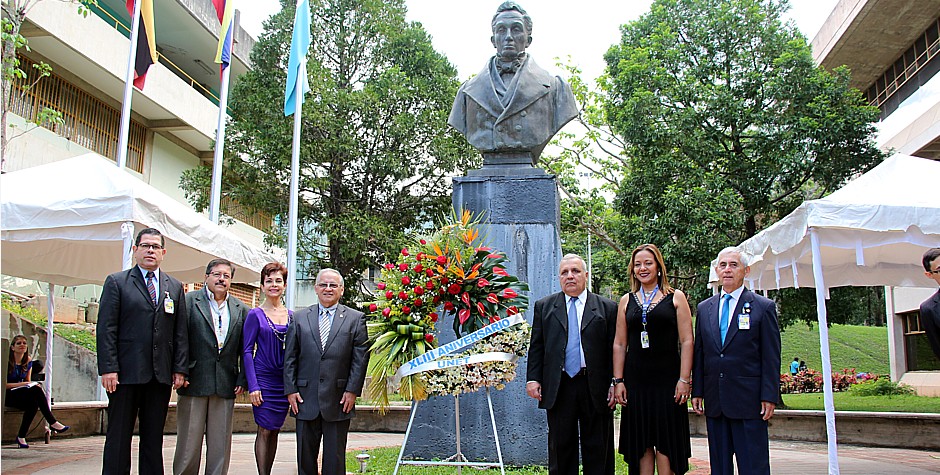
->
[692, 247, 781, 475]
[173, 258, 249, 475]
[920, 248, 940, 360]
[97, 228, 188, 475]
[284, 268, 369, 475]
[526, 253, 617, 475]
[448, 1, 578, 167]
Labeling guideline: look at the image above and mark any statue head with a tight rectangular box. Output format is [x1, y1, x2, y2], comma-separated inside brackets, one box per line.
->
[491, 1, 533, 61]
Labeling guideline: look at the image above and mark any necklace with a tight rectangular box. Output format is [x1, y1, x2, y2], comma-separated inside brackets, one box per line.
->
[262, 307, 291, 350]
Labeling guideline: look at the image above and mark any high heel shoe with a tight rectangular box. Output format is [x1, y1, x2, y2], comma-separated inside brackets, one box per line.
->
[16, 437, 29, 448]
[51, 424, 70, 434]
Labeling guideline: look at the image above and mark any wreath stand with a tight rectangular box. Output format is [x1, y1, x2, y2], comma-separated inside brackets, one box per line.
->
[393, 387, 506, 475]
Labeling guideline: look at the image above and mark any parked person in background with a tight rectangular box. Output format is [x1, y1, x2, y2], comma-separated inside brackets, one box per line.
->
[5, 335, 69, 448]
[692, 247, 781, 475]
[799, 359, 807, 373]
[243, 262, 292, 475]
[790, 357, 800, 376]
[97, 227, 188, 475]
[919, 248, 940, 360]
[612, 244, 693, 475]
[173, 259, 250, 475]
[284, 268, 370, 475]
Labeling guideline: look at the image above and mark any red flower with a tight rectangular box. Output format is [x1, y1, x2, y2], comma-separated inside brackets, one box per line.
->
[444, 301, 455, 311]
[425, 333, 434, 343]
[447, 283, 461, 295]
[429, 312, 439, 322]
[414, 286, 424, 295]
[426, 269, 434, 278]
[441, 277, 449, 284]
[507, 306, 520, 315]
[417, 252, 425, 260]
[399, 263, 409, 272]
[401, 276, 411, 286]
[402, 306, 411, 315]
[414, 298, 423, 307]
[425, 281, 435, 290]
[432, 295, 441, 304]
[501, 288, 518, 299]
[398, 291, 408, 300]
[476, 301, 487, 315]
[488, 316, 496, 323]
[458, 309, 470, 324]
[382, 307, 391, 318]
[436, 255, 447, 265]
[493, 267, 508, 277]
[477, 278, 490, 288]
[414, 264, 424, 273]
[385, 263, 394, 270]
[385, 290, 394, 300]
[419, 239, 427, 245]
[377, 282, 386, 290]
[486, 293, 499, 304]
[368, 303, 378, 312]
[461, 292, 470, 306]
[475, 246, 492, 252]
[401, 248, 409, 256]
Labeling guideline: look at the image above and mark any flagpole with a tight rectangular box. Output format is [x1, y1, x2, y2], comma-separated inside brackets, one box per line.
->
[209, 13, 238, 223]
[117, 0, 142, 170]
[286, 61, 304, 310]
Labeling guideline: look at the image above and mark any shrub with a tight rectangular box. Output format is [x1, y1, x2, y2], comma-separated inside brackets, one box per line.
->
[780, 368, 868, 394]
[849, 379, 916, 397]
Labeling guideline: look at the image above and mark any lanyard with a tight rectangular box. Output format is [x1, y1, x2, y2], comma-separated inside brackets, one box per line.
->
[640, 285, 659, 330]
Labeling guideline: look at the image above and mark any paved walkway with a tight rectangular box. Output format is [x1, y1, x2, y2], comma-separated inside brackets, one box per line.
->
[2, 432, 938, 474]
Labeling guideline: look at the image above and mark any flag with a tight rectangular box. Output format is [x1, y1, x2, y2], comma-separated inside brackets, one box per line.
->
[126, 0, 157, 90]
[284, 0, 311, 116]
[212, 0, 235, 76]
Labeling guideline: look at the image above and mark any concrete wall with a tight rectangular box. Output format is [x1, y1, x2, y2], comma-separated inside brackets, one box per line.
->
[149, 134, 201, 206]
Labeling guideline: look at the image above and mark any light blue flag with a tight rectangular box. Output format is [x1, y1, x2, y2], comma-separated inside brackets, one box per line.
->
[284, 0, 311, 116]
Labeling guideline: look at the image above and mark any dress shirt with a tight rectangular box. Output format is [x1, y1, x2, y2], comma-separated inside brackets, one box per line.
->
[206, 287, 230, 349]
[138, 266, 160, 300]
[566, 289, 588, 369]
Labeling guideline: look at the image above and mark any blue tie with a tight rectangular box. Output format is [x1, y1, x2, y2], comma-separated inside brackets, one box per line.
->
[719, 294, 732, 344]
[565, 296, 581, 377]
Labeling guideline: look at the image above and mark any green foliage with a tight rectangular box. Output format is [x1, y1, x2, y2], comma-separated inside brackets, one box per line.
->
[0, 298, 96, 352]
[783, 392, 940, 412]
[780, 322, 889, 376]
[849, 379, 916, 397]
[773, 286, 886, 327]
[181, 0, 476, 294]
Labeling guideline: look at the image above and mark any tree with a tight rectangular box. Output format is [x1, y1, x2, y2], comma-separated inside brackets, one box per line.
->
[1, 0, 95, 169]
[180, 0, 475, 294]
[590, 0, 883, 304]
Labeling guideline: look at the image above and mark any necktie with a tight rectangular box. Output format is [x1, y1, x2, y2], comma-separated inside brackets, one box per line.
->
[319, 309, 331, 350]
[146, 271, 157, 305]
[564, 296, 581, 377]
[719, 294, 732, 344]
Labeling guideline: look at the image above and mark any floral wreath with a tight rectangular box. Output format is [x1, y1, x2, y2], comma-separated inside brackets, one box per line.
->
[366, 210, 530, 407]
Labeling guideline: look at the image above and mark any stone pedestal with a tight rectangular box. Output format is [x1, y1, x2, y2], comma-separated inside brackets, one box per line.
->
[402, 166, 561, 466]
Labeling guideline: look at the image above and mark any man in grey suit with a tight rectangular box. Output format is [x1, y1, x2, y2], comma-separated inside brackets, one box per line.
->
[448, 1, 578, 167]
[173, 259, 250, 475]
[97, 228, 188, 475]
[284, 268, 369, 475]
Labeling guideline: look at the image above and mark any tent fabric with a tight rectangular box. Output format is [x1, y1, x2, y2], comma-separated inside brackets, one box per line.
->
[735, 154, 940, 290]
[1, 153, 280, 285]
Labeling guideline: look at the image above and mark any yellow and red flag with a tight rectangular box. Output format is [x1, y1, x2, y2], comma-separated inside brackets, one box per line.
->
[126, 0, 156, 89]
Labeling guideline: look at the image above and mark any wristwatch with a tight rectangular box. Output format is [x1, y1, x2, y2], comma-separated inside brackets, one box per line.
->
[611, 377, 624, 385]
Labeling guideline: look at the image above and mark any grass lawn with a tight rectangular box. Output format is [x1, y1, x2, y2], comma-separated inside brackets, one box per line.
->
[782, 392, 940, 412]
[780, 322, 889, 376]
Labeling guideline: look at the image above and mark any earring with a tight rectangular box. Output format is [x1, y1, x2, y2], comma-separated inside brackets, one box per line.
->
[657, 272, 661, 276]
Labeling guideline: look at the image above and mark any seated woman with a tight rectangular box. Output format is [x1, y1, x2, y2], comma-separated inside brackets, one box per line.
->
[5, 335, 69, 448]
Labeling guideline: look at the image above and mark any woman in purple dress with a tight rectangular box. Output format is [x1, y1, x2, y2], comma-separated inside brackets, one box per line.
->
[243, 262, 292, 474]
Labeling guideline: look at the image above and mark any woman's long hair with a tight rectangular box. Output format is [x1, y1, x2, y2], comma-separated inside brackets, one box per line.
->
[628, 243, 674, 294]
[7, 335, 30, 378]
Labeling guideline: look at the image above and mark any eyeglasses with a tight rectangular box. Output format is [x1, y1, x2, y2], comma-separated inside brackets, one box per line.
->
[209, 272, 232, 280]
[137, 243, 164, 251]
[930, 268, 940, 275]
[317, 283, 341, 289]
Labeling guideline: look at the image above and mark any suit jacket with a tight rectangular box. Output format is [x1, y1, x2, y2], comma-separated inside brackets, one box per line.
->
[283, 303, 369, 422]
[448, 56, 578, 162]
[176, 289, 249, 398]
[526, 291, 618, 412]
[920, 289, 940, 361]
[692, 288, 780, 419]
[96, 267, 188, 385]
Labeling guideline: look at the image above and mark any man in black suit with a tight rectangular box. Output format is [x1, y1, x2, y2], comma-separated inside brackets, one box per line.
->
[97, 228, 188, 475]
[692, 247, 781, 475]
[526, 254, 617, 475]
[920, 248, 940, 361]
[284, 268, 369, 475]
[173, 258, 249, 475]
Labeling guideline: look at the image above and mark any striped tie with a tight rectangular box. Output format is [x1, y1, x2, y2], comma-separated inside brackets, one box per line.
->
[146, 271, 157, 305]
[319, 309, 331, 349]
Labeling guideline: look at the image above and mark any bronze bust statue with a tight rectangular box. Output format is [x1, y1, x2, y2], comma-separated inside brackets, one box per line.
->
[448, 1, 579, 168]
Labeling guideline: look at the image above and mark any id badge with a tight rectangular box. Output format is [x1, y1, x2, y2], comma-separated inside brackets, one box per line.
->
[640, 331, 650, 348]
[738, 315, 750, 330]
[164, 295, 175, 314]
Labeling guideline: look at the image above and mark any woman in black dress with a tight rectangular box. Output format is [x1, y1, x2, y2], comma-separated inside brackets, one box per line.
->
[612, 244, 693, 475]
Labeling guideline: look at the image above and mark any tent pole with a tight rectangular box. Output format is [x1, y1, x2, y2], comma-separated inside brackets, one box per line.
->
[810, 228, 840, 474]
[45, 284, 55, 412]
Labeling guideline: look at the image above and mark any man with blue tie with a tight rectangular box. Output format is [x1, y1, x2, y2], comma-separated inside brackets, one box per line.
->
[526, 254, 618, 474]
[691, 247, 781, 475]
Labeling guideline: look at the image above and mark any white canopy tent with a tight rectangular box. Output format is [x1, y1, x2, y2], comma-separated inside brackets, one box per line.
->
[730, 153, 940, 474]
[1, 153, 281, 403]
